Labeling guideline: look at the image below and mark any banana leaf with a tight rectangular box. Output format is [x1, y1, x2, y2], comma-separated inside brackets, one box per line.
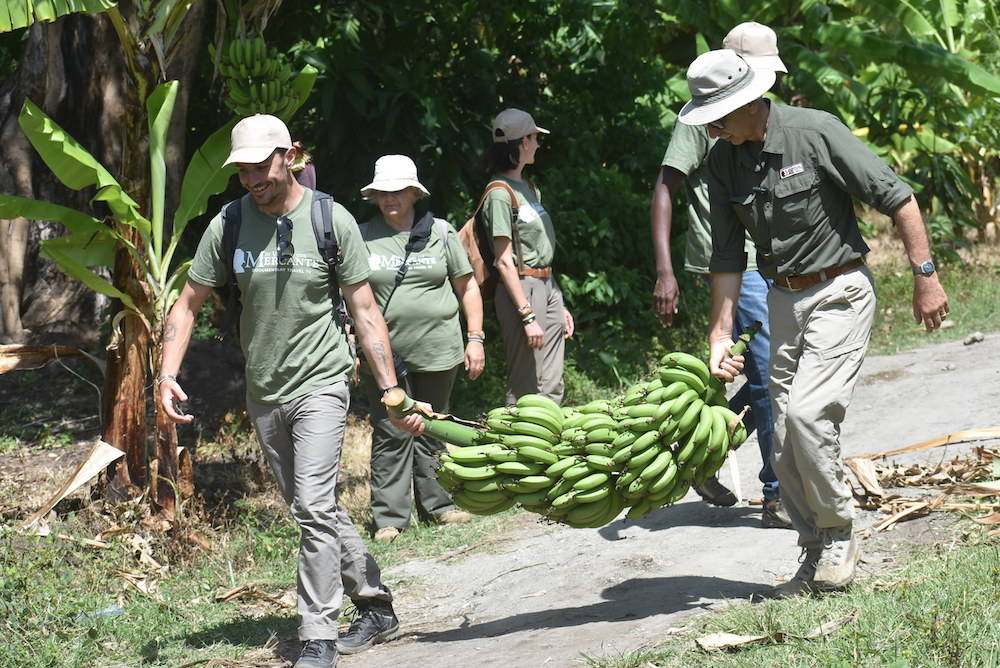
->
[170, 119, 237, 242]
[164, 259, 192, 309]
[18, 99, 150, 239]
[0, 0, 117, 33]
[280, 64, 319, 122]
[815, 23, 1000, 97]
[40, 231, 117, 268]
[146, 80, 178, 259]
[41, 243, 137, 311]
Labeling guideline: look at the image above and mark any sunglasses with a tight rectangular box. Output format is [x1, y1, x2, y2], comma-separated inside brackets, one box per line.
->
[276, 216, 294, 262]
[708, 118, 726, 130]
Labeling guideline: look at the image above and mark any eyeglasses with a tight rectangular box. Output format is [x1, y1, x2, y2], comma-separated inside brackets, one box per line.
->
[276, 216, 294, 262]
[708, 117, 727, 130]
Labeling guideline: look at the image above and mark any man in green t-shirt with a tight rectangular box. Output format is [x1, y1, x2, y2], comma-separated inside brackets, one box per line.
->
[157, 115, 422, 668]
[678, 50, 949, 596]
[650, 22, 791, 530]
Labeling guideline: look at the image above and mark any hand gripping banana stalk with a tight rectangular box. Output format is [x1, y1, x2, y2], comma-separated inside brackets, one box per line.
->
[384, 323, 760, 528]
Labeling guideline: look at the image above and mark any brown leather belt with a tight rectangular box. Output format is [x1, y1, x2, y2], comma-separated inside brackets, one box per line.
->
[777, 257, 864, 291]
[521, 266, 552, 279]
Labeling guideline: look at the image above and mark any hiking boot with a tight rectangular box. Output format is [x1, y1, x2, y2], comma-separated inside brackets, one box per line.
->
[693, 475, 738, 507]
[772, 547, 821, 598]
[294, 639, 338, 668]
[373, 526, 400, 543]
[813, 525, 860, 590]
[761, 498, 794, 530]
[436, 509, 472, 525]
[336, 599, 400, 655]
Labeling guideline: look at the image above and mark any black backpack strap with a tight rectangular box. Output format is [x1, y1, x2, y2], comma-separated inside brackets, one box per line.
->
[217, 198, 243, 341]
[310, 191, 345, 325]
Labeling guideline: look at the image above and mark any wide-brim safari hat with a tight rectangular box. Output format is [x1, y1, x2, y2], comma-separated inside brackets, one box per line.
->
[678, 49, 776, 126]
[360, 154, 430, 199]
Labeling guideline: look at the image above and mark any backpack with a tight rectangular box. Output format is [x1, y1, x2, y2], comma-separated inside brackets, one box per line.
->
[457, 180, 526, 301]
[217, 191, 342, 340]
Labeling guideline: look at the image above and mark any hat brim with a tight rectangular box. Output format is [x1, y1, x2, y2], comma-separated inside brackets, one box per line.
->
[224, 145, 285, 166]
[678, 69, 776, 126]
[740, 54, 787, 74]
[535, 126, 551, 135]
[360, 179, 431, 200]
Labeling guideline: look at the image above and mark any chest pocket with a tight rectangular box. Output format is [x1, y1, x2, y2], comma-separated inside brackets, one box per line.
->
[772, 170, 816, 229]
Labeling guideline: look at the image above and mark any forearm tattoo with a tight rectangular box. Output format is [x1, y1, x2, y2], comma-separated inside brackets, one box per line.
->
[370, 340, 389, 374]
[163, 322, 177, 343]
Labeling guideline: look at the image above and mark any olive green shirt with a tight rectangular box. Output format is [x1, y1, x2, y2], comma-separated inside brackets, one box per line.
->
[189, 189, 369, 404]
[359, 214, 471, 373]
[706, 103, 913, 278]
[482, 177, 556, 268]
[661, 119, 757, 273]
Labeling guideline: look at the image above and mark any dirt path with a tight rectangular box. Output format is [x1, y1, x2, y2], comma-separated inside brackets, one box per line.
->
[341, 332, 1000, 667]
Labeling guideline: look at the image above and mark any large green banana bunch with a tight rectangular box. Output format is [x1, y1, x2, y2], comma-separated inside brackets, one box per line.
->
[429, 334, 758, 528]
[211, 36, 301, 118]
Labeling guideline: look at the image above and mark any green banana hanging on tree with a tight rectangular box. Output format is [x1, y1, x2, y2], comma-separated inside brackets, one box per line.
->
[384, 322, 760, 528]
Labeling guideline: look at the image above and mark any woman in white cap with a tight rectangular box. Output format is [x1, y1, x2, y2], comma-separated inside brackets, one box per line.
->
[483, 108, 574, 404]
[358, 154, 485, 541]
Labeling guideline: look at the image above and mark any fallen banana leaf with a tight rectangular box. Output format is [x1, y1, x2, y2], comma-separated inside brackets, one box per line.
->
[0, 343, 104, 374]
[857, 428, 1000, 460]
[973, 512, 1000, 525]
[695, 611, 857, 651]
[845, 457, 885, 497]
[873, 501, 929, 532]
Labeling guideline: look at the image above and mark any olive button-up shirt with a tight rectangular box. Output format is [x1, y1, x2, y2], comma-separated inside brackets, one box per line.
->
[705, 103, 913, 279]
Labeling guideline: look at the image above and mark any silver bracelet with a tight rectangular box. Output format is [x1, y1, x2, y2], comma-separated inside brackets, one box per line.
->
[156, 374, 178, 387]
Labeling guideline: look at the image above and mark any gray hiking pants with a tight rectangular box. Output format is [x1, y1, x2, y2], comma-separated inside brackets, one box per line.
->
[363, 366, 459, 530]
[768, 265, 876, 550]
[247, 381, 391, 640]
[495, 274, 566, 404]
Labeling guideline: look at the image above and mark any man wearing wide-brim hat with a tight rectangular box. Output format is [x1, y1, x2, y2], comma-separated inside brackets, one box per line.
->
[650, 22, 792, 531]
[679, 49, 949, 595]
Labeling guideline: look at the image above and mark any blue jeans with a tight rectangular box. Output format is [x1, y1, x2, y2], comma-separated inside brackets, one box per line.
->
[707, 271, 778, 499]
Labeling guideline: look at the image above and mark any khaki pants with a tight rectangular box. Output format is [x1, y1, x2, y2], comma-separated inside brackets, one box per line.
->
[247, 382, 390, 640]
[495, 274, 566, 404]
[768, 266, 876, 549]
[363, 366, 459, 529]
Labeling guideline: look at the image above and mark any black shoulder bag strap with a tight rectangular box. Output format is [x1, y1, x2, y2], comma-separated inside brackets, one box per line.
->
[218, 198, 243, 341]
[380, 210, 436, 315]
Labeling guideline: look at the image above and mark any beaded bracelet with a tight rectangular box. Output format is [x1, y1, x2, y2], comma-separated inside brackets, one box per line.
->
[516, 303, 533, 316]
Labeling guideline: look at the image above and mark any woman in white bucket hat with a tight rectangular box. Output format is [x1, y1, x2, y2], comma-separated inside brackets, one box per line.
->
[357, 154, 484, 541]
[481, 108, 574, 405]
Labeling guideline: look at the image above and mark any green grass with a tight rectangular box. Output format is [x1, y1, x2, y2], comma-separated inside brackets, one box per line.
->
[583, 535, 1000, 668]
[869, 261, 1000, 355]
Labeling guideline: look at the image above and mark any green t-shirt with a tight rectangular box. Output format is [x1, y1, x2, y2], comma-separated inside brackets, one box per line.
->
[482, 177, 556, 268]
[661, 119, 757, 273]
[359, 214, 471, 373]
[189, 189, 369, 404]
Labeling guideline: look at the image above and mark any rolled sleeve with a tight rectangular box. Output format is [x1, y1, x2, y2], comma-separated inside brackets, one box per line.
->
[705, 163, 749, 273]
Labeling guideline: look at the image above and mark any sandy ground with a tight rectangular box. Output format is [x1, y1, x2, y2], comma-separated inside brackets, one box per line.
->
[336, 332, 1000, 667]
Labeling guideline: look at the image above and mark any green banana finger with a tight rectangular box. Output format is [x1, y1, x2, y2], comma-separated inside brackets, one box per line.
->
[572, 471, 611, 491]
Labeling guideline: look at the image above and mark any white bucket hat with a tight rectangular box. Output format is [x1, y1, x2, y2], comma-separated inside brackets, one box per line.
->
[678, 49, 776, 126]
[224, 114, 292, 166]
[491, 108, 550, 143]
[360, 155, 430, 199]
[723, 22, 788, 73]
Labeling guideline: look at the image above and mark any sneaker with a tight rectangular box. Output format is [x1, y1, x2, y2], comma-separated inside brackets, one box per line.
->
[436, 509, 472, 525]
[693, 475, 738, 507]
[772, 547, 821, 598]
[336, 599, 400, 655]
[373, 526, 400, 543]
[813, 525, 860, 590]
[761, 498, 794, 530]
[294, 639, 338, 668]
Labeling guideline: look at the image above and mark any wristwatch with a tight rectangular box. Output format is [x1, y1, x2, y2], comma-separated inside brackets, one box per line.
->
[911, 260, 936, 276]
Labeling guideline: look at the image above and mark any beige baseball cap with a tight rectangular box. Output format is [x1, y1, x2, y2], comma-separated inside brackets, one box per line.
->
[678, 49, 776, 126]
[224, 114, 292, 166]
[360, 155, 431, 199]
[723, 21, 787, 73]
[491, 108, 550, 143]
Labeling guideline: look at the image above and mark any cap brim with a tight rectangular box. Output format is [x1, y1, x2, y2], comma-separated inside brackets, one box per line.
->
[678, 69, 776, 126]
[535, 126, 551, 134]
[223, 146, 283, 166]
[740, 54, 788, 74]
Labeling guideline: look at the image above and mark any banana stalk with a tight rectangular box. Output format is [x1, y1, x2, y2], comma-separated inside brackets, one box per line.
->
[383, 388, 483, 447]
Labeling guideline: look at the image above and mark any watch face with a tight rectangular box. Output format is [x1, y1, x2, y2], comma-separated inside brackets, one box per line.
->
[915, 261, 935, 275]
